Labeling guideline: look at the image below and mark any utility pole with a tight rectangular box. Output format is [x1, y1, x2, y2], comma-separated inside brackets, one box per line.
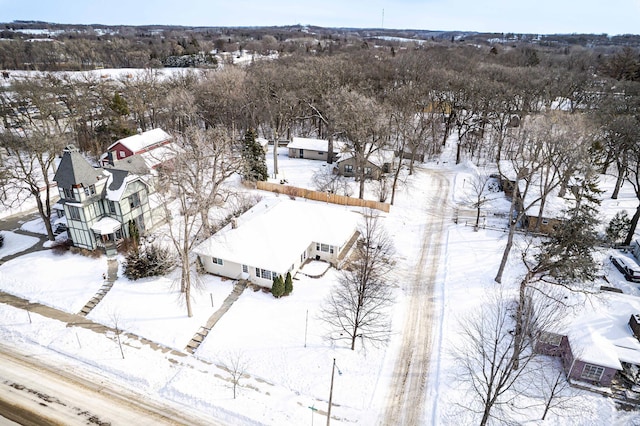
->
[327, 358, 341, 425]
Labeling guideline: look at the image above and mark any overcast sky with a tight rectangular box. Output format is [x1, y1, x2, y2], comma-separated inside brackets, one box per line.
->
[1, 0, 638, 35]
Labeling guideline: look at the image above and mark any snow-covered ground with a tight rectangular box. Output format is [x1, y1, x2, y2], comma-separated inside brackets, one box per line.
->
[1, 144, 640, 424]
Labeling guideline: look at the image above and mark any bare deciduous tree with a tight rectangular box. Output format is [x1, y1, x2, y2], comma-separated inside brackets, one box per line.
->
[461, 167, 499, 231]
[311, 167, 353, 197]
[159, 126, 239, 317]
[0, 73, 74, 241]
[320, 210, 395, 350]
[222, 351, 249, 399]
[452, 290, 538, 426]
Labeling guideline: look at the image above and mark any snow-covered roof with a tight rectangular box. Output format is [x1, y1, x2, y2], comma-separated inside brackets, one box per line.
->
[564, 292, 640, 370]
[194, 198, 360, 273]
[107, 129, 171, 154]
[256, 137, 269, 148]
[339, 148, 395, 167]
[102, 169, 141, 202]
[139, 142, 179, 169]
[288, 137, 331, 152]
[90, 216, 122, 235]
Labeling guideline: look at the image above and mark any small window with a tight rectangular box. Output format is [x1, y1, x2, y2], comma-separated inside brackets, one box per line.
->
[242, 264, 248, 273]
[330, 246, 334, 254]
[321, 243, 330, 252]
[63, 187, 74, 200]
[108, 200, 117, 214]
[318, 151, 324, 155]
[129, 192, 141, 209]
[541, 219, 549, 225]
[344, 164, 353, 173]
[84, 184, 96, 196]
[212, 257, 223, 265]
[68, 206, 81, 220]
[119, 150, 125, 158]
[581, 364, 605, 382]
[316, 243, 320, 251]
[364, 167, 372, 176]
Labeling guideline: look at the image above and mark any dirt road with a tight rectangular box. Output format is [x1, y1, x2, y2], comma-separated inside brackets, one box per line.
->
[381, 169, 451, 425]
[0, 343, 222, 426]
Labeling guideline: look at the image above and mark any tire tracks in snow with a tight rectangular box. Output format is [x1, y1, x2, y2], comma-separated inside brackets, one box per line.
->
[381, 169, 451, 425]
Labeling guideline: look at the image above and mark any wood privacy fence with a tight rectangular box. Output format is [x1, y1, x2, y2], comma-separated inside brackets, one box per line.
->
[256, 181, 390, 213]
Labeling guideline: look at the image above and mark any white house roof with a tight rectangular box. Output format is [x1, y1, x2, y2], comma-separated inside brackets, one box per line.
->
[107, 128, 171, 154]
[194, 198, 361, 273]
[287, 137, 345, 152]
[564, 292, 640, 370]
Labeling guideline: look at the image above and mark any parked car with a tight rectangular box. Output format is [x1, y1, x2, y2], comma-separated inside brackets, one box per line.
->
[609, 254, 640, 283]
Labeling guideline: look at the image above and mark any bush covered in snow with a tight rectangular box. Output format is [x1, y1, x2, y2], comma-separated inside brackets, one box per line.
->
[124, 244, 176, 281]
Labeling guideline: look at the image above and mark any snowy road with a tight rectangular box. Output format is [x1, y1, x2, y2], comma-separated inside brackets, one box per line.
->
[0, 343, 222, 426]
[381, 169, 451, 425]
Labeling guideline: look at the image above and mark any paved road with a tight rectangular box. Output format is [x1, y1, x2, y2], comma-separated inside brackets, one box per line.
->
[0, 343, 222, 426]
[381, 168, 451, 425]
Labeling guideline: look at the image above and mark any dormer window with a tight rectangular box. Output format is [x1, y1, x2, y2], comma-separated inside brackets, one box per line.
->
[84, 184, 96, 197]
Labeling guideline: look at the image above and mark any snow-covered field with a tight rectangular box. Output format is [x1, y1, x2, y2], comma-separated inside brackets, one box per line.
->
[1, 145, 640, 424]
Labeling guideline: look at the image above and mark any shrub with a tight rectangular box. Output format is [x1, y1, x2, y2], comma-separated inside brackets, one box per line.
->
[123, 243, 176, 281]
[284, 271, 293, 296]
[271, 275, 284, 298]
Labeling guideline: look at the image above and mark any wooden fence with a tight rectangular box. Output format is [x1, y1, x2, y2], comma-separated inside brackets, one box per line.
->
[256, 181, 390, 213]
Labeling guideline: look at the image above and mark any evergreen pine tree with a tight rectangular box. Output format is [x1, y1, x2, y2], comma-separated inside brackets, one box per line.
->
[128, 219, 140, 247]
[606, 210, 631, 245]
[241, 129, 268, 182]
[271, 275, 285, 298]
[284, 271, 293, 295]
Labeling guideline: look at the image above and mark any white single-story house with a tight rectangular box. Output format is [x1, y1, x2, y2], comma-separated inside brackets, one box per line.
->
[194, 198, 361, 287]
[287, 137, 343, 162]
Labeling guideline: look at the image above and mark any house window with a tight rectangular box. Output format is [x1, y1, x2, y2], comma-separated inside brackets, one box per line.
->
[330, 246, 334, 254]
[316, 243, 320, 251]
[242, 264, 248, 273]
[134, 214, 145, 232]
[211, 257, 223, 265]
[364, 167, 372, 176]
[344, 164, 353, 173]
[321, 243, 330, 252]
[256, 268, 272, 280]
[108, 200, 117, 214]
[581, 364, 605, 382]
[129, 192, 141, 209]
[68, 206, 81, 220]
[63, 187, 75, 200]
[119, 150, 125, 158]
[541, 219, 549, 225]
[84, 184, 96, 196]
[318, 151, 324, 155]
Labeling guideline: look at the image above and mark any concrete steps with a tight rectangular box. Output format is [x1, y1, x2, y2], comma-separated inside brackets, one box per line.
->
[184, 280, 248, 354]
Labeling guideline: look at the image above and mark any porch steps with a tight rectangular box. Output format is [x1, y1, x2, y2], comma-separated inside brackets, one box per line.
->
[184, 280, 248, 354]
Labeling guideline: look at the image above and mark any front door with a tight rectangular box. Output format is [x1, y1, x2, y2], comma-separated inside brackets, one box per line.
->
[299, 149, 304, 158]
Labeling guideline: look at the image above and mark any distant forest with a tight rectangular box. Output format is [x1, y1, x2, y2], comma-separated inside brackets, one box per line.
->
[0, 20, 639, 71]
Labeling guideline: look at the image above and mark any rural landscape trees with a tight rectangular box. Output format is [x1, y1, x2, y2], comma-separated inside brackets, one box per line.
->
[1, 21, 640, 423]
